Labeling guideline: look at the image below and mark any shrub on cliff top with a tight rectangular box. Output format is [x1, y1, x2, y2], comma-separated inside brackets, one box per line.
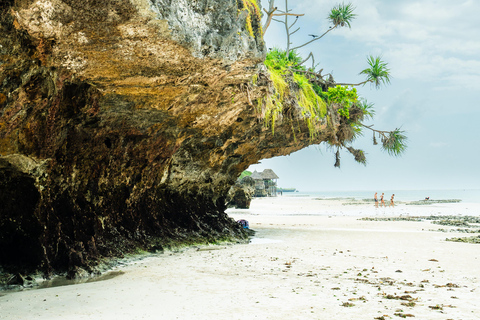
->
[263, 48, 326, 138]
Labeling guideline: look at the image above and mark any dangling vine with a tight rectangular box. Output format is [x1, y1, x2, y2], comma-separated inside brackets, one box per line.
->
[237, 0, 263, 38]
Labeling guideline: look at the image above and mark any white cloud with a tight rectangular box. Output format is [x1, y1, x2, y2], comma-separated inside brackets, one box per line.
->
[328, 0, 480, 89]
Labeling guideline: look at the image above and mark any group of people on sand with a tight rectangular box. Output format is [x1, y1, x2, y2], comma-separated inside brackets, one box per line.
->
[374, 192, 395, 208]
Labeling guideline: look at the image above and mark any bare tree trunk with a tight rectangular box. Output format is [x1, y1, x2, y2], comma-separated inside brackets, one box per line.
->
[263, 0, 277, 33]
[284, 0, 290, 54]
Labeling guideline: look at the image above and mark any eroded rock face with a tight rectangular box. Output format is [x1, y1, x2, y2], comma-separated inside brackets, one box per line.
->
[227, 176, 255, 209]
[0, 0, 334, 275]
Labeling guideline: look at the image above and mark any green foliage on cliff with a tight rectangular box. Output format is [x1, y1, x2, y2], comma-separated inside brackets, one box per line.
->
[326, 85, 358, 119]
[264, 48, 303, 70]
[238, 170, 252, 180]
[263, 65, 287, 135]
[261, 47, 407, 164]
[260, 2, 407, 165]
[263, 48, 326, 137]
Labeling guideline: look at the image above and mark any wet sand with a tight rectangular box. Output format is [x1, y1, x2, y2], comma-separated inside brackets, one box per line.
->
[1, 197, 479, 319]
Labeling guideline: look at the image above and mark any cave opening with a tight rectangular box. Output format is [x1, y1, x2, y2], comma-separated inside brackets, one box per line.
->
[0, 160, 43, 272]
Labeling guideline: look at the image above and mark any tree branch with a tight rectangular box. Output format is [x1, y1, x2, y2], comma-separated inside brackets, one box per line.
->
[272, 13, 304, 17]
[290, 27, 300, 35]
[262, 7, 278, 33]
[286, 68, 328, 83]
[290, 24, 338, 51]
[263, 7, 304, 33]
[359, 123, 390, 135]
[334, 80, 371, 87]
[297, 52, 314, 67]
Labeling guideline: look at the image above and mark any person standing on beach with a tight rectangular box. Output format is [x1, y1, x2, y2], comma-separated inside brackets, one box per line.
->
[380, 193, 385, 207]
[389, 194, 395, 207]
[374, 192, 378, 208]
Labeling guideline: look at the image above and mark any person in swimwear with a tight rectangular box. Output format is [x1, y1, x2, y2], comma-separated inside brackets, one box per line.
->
[380, 193, 385, 207]
[389, 194, 395, 207]
[374, 192, 378, 208]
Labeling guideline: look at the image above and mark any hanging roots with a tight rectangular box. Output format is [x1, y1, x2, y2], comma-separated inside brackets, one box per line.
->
[334, 149, 341, 168]
[347, 146, 366, 165]
[373, 131, 378, 145]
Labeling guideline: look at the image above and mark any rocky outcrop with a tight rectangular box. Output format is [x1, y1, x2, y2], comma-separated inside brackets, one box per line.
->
[227, 176, 255, 209]
[0, 0, 357, 276]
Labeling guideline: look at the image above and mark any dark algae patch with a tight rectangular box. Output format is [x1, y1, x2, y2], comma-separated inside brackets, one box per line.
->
[446, 235, 480, 244]
[360, 215, 480, 244]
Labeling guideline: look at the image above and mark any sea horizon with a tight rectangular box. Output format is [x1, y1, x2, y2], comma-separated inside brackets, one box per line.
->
[277, 188, 480, 204]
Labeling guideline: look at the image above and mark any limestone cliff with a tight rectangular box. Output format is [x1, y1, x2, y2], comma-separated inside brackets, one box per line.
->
[0, 0, 357, 276]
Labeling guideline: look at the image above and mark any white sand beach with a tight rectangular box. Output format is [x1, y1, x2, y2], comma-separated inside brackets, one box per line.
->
[1, 196, 480, 320]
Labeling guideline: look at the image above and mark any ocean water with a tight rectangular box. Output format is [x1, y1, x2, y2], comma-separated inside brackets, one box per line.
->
[283, 189, 480, 203]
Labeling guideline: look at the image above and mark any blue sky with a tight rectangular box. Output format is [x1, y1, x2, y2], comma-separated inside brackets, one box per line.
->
[249, 0, 480, 192]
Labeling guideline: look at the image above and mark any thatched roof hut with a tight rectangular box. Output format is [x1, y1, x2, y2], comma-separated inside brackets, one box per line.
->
[261, 169, 279, 180]
[249, 169, 279, 197]
[250, 170, 263, 180]
[250, 169, 279, 180]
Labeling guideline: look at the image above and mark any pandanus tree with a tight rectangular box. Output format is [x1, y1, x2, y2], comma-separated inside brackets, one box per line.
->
[260, 1, 407, 166]
[328, 2, 357, 28]
[359, 56, 392, 88]
[336, 55, 392, 88]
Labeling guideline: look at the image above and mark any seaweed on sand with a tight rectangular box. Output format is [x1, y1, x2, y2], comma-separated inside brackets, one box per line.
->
[446, 235, 480, 244]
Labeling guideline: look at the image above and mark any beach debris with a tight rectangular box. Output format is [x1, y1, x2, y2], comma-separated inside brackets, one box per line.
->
[434, 283, 460, 288]
[341, 301, 355, 307]
[428, 304, 443, 310]
[427, 304, 456, 311]
[393, 312, 415, 318]
[348, 296, 367, 301]
[428, 259, 438, 262]
[384, 294, 415, 301]
[401, 301, 416, 307]
[379, 277, 395, 286]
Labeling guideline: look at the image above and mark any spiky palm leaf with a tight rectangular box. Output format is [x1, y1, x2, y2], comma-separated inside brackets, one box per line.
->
[358, 99, 375, 120]
[381, 129, 407, 156]
[328, 3, 357, 28]
[359, 56, 391, 89]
